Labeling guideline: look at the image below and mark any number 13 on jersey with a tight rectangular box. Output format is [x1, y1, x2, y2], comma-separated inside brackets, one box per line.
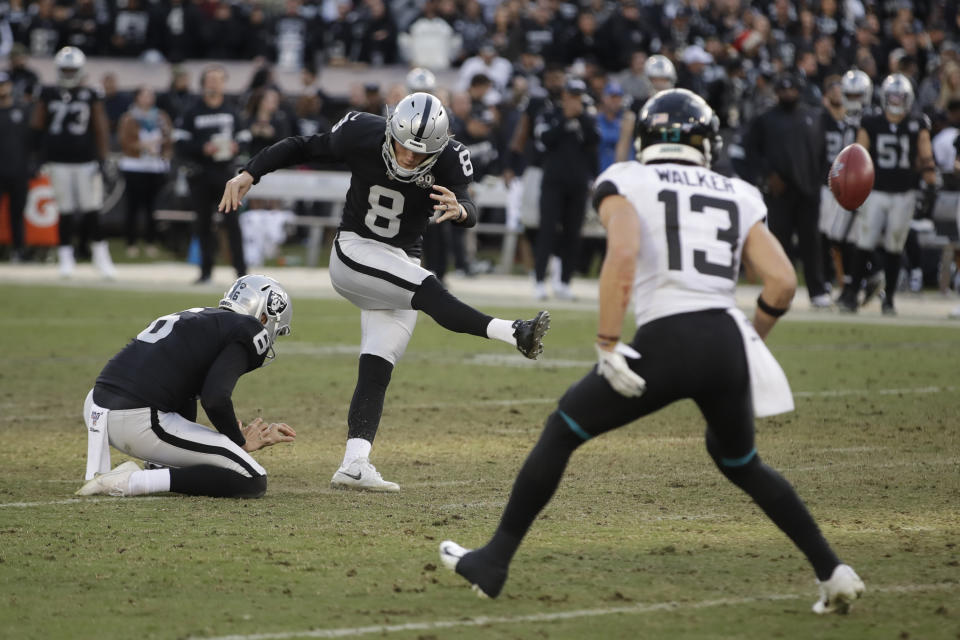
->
[658, 189, 740, 281]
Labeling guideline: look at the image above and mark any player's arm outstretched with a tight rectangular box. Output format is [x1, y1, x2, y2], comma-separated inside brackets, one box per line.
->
[219, 129, 345, 213]
[742, 222, 797, 340]
[594, 192, 646, 397]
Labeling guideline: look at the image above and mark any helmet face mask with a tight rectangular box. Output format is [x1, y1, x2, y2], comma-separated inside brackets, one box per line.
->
[634, 89, 720, 167]
[840, 69, 872, 121]
[219, 275, 292, 361]
[881, 73, 913, 119]
[382, 92, 450, 182]
[55, 46, 86, 89]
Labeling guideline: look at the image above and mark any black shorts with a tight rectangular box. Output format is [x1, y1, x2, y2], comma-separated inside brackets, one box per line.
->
[557, 308, 754, 461]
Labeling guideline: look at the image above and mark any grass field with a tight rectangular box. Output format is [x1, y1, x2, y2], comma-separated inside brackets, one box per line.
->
[1, 283, 958, 640]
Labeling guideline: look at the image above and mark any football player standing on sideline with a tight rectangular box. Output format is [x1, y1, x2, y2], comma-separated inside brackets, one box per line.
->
[31, 47, 117, 279]
[440, 90, 865, 615]
[175, 65, 249, 285]
[838, 74, 936, 315]
[76, 275, 295, 499]
[219, 93, 550, 493]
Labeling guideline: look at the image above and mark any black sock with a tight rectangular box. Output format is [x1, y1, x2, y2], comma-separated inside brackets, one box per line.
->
[485, 412, 585, 564]
[842, 248, 870, 300]
[347, 354, 394, 442]
[411, 275, 492, 337]
[883, 250, 901, 304]
[706, 433, 839, 581]
[169, 465, 266, 498]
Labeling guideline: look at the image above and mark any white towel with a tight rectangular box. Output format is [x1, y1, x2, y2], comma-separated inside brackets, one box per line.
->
[82, 389, 111, 480]
[726, 308, 795, 418]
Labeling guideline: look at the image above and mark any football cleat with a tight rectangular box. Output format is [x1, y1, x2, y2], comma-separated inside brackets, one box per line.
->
[809, 294, 832, 309]
[75, 460, 141, 496]
[881, 300, 896, 316]
[836, 293, 858, 314]
[861, 272, 884, 306]
[812, 564, 865, 614]
[439, 540, 508, 598]
[513, 310, 550, 360]
[330, 457, 399, 492]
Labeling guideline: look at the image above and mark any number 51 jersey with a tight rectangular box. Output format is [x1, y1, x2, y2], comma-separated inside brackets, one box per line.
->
[594, 161, 767, 327]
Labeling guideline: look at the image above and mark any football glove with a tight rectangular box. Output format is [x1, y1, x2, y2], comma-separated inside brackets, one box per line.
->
[915, 183, 937, 220]
[595, 342, 646, 397]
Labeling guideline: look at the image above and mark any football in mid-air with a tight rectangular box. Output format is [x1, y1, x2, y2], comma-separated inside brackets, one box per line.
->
[829, 143, 874, 210]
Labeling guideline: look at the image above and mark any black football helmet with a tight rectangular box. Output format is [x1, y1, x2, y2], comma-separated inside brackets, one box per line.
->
[634, 89, 721, 167]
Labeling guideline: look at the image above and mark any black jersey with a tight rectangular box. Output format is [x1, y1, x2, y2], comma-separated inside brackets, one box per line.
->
[174, 99, 245, 169]
[36, 85, 103, 163]
[96, 308, 269, 414]
[525, 93, 559, 169]
[820, 108, 856, 184]
[243, 111, 476, 256]
[860, 112, 931, 193]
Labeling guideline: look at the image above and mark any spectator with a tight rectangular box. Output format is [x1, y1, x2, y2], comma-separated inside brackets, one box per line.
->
[453, 0, 489, 63]
[514, 1, 558, 63]
[271, 0, 313, 70]
[458, 42, 513, 94]
[535, 77, 598, 300]
[743, 72, 830, 307]
[111, 0, 149, 57]
[325, 0, 361, 64]
[0, 71, 31, 262]
[936, 62, 960, 114]
[147, 0, 198, 62]
[117, 86, 172, 258]
[294, 91, 329, 137]
[60, 0, 107, 55]
[21, 0, 61, 56]
[242, 4, 272, 60]
[400, 0, 460, 70]
[156, 65, 193, 123]
[245, 87, 292, 157]
[678, 45, 714, 98]
[596, 81, 624, 172]
[597, 0, 648, 71]
[561, 11, 601, 66]
[466, 73, 494, 110]
[201, 1, 246, 60]
[7, 43, 38, 102]
[617, 50, 652, 104]
[101, 72, 132, 139]
[174, 64, 247, 284]
[358, 0, 398, 66]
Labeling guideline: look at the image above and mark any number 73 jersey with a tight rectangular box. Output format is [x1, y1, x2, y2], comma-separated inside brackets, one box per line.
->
[594, 161, 767, 327]
[37, 85, 103, 163]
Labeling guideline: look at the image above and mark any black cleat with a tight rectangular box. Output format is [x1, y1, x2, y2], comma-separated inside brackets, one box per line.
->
[512, 310, 550, 360]
[881, 300, 896, 316]
[439, 541, 508, 598]
[861, 272, 884, 306]
[836, 293, 858, 314]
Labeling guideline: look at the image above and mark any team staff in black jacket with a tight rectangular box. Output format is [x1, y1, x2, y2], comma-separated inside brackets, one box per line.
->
[535, 77, 599, 301]
[743, 73, 830, 307]
[175, 65, 249, 284]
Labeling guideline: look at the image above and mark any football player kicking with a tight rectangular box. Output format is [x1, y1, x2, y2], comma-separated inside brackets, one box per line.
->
[440, 90, 865, 615]
[837, 73, 936, 315]
[31, 47, 117, 279]
[76, 275, 295, 499]
[219, 93, 550, 493]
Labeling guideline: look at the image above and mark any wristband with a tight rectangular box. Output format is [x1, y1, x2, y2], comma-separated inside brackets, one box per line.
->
[756, 295, 789, 317]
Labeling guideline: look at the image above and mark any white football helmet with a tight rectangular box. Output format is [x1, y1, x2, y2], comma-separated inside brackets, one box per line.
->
[841, 69, 872, 121]
[55, 46, 86, 89]
[644, 55, 677, 91]
[880, 73, 913, 118]
[382, 92, 450, 182]
[219, 275, 292, 360]
[405, 67, 437, 93]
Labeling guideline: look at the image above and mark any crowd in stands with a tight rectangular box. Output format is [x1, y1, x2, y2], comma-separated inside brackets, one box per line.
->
[1, 0, 959, 298]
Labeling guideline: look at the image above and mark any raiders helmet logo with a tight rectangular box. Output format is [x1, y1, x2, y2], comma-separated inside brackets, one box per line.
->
[415, 173, 435, 189]
[267, 290, 287, 316]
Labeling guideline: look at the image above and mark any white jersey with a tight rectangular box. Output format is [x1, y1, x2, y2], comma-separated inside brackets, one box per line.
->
[595, 161, 767, 327]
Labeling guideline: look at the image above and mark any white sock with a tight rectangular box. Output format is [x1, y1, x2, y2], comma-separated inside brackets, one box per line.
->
[486, 318, 517, 346]
[342, 438, 372, 468]
[127, 468, 171, 496]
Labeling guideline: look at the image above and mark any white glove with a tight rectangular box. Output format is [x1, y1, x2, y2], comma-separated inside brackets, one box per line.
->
[596, 342, 646, 397]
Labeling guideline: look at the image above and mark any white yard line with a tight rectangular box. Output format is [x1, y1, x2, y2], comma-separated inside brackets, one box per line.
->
[194, 583, 958, 640]
[0, 496, 168, 508]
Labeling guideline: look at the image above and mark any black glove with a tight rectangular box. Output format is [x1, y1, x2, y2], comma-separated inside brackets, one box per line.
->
[915, 183, 937, 219]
